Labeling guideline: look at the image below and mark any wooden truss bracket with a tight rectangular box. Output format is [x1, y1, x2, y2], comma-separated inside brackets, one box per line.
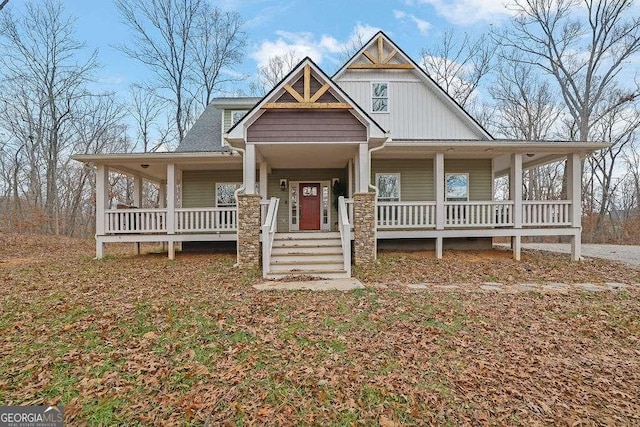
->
[348, 35, 414, 70]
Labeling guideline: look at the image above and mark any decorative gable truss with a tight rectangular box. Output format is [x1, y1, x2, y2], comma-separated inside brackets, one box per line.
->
[263, 64, 352, 110]
[347, 35, 414, 70]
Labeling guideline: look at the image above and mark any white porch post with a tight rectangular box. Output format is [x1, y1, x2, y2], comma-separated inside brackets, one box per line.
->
[95, 164, 109, 259]
[567, 153, 582, 260]
[434, 153, 444, 259]
[133, 175, 143, 255]
[347, 159, 353, 198]
[259, 161, 268, 199]
[158, 182, 166, 208]
[354, 155, 360, 195]
[245, 144, 256, 194]
[510, 153, 523, 260]
[357, 143, 368, 193]
[166, 163, 176, 260]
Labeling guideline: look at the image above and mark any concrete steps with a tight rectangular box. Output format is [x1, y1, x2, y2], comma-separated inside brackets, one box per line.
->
[266, 232, 349, 279]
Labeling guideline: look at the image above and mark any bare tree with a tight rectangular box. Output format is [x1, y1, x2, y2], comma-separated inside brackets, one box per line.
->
[250, 50, 301, 96]
[339, 28, 367, 63]
[0, 0, 98, 234]
[497, 0, 640, 143]
[115, 0, 246, 144]
[0, 0, 9, 12]
[421, 29, 494, 107]
[128, 85, 166, 152]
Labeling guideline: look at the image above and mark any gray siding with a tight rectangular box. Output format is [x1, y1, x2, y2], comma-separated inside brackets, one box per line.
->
[182, 170, 243, 208]
[371, 159, 434, 200]
[371, 158, 492, 201]
[267, 168, 345, 231]
[247, 110, 367, 143]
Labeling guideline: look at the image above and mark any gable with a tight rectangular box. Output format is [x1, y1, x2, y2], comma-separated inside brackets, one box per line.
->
[334, 32, 491, 141]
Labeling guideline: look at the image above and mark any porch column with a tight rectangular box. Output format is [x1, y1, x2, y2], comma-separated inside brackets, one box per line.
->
[158, 182, 166, 208]
[133, 175, 143, 255]
[237, 193, 262, 268]
[434, 153, 445, 259]
[354, 155, 360, 195]
[510, 153, 523, 261]
[357, 143, 368, 193]
[166, 163, 176, 259]
[95, 164, 109, 259]
[259, 161, 268, 199]
[567, 153, 582, 260]
[353, 192, 376, 264]
[245, 144, 256, 194]
[347, 159, 354, 198]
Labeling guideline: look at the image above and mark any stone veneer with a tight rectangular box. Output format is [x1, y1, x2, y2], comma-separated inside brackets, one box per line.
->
[353, 192, 377, 264]
[237, 194, 262, 268]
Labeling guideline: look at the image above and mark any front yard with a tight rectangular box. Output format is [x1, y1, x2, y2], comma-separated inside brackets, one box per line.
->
[1, 233, 639, 425]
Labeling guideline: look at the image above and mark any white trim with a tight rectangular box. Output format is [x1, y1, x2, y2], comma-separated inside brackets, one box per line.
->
[216, 182, 242, 207]
[375, 173, 401, 201]
[371, 82, 389, 114]
[445, 173, 469, 201]
[288, 181, 331, 232]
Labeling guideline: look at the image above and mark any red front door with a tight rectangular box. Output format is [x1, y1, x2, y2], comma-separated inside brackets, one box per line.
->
[299, 183, 321, 230]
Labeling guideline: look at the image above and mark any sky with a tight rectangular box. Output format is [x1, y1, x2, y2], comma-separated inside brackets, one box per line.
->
[5, 0, 520, 98]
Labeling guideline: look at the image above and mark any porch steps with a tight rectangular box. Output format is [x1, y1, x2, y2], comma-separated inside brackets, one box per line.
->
[266, 232, 349, 280]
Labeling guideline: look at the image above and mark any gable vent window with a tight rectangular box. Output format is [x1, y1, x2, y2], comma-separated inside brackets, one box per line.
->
[372, 82, 389, 113]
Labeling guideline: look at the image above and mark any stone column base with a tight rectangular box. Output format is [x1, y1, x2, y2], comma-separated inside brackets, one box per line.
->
[353, 192, 376, 265]
[237, 194, 262, 268]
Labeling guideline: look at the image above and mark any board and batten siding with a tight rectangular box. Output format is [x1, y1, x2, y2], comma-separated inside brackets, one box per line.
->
[371, 158, 492, 201]
[371, 159, 434, 201]
[267, 168, 345, 231]
[247, 110, 367, 143]
[182, 170, 243, 208]
[337, 70, 482, 140]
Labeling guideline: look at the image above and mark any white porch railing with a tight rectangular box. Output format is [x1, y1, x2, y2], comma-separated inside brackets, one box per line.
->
[338, 196, 351, 276]
[378, 201, 437, 229]
[522, 201, 571, 226]
[445, 201, 514, 227]
[262, 197, 280, 278]
[105, 208, 167, 234]
[176, 207, 237, 232]
[345, 198, 354, 226]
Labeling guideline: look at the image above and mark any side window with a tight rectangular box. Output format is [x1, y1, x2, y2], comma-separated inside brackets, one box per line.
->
[231, 110, 247, 127]
[371, 82, 389, 113]
[216, 183, 241, 207]
[445, 174, 469, 201]
[376, 173, 400, 202]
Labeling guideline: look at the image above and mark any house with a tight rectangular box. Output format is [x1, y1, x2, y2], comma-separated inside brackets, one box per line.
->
[72, 32, 608, 279]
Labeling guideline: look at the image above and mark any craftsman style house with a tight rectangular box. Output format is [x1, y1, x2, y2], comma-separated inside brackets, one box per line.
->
[73, 32, 607, 279]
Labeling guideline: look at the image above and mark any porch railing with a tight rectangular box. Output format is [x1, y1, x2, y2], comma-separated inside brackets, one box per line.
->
[338, 196, 351, 276]
[444, 201, 514, 227]
[522, 201, 571, 226]
[262, 197, 280, 278]
[105, 208, 167, 234]
[378, 201, 437, 229]
[176, 207, 237, 232]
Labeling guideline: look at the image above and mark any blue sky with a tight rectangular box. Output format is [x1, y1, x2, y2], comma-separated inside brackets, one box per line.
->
[33, 0, 518, 97]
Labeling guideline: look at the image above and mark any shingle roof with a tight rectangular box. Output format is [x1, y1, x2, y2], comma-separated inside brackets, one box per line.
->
[175, 103, 225, 152]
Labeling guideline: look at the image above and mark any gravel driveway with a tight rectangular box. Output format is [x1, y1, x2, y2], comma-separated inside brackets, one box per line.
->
[516, 243, 640, 269]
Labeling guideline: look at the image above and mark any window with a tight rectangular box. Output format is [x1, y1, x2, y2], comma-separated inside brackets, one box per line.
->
[216, 182, 241, 207]
[445, 174, 469, 201]
[231, 110, 247, 126]
[376, 173, 400, 201]
[371, 82, 388, 113]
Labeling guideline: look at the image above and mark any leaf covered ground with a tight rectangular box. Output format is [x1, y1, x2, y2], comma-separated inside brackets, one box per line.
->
[1, 233, 639, 425]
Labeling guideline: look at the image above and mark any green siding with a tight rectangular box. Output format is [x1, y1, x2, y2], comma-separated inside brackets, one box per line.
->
[372, 159, 434, 201]
[182, 170, 243, 208]
[445, 159, 492, 201]
[371, 158, 492, 201]
[267, 168, 346, 231]
[223, 110, 232, 132]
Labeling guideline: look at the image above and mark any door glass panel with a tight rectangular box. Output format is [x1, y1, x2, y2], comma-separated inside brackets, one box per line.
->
[291, 185, 298, 225]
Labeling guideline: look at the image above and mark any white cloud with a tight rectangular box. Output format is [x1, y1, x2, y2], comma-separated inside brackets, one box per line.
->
[250, 23, 381, 70]
[393, 9, 432, 36]
[416, 0, 515, 25]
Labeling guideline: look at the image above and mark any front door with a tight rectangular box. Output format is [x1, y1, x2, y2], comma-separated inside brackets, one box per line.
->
[299, 183, 320, 230]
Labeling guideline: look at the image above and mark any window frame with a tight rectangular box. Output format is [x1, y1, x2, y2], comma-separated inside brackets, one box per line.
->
[371, 82, 389, 113]
[230, 110, 248, 127]
[375, 173, 401, 202]
[445, 173, 470, 202]
[215, 182, 242, 207]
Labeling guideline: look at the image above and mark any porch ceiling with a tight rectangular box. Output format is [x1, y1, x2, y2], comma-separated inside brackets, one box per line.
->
[257, 143, 358, 169]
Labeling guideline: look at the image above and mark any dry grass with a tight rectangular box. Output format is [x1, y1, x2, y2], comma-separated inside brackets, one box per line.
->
[1, 233, 639, 425]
